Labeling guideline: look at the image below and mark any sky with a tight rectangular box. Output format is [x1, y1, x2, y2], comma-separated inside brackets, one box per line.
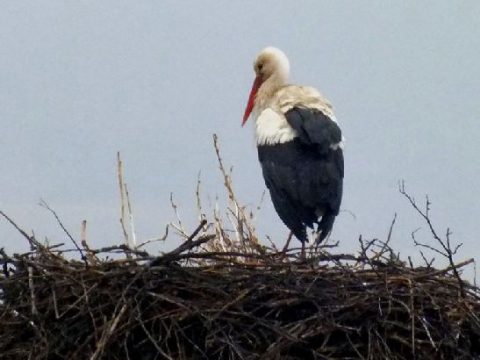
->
[1, 1, 479, 277]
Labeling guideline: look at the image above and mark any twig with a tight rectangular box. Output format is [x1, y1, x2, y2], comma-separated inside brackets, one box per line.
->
[399, 181, 466, 298]
[90, 303, 128, 360]
[117, 152, 131, 249]
[0, 210, 40, 249]
[136, 225, 169, 249]
[91, 245, 149, 258]
[81, 220, 98, 264]
[386, 213, 397, 244]
[412, 258, 474, 280]
[137, 315, 175, 360]
[124, 184, 137, 247]
[282, 232, 293, 253]
[28, 265, 38, 316]
[149, 220, 211, 265]
[170, 193, 189, 238]
[39, 200, 87, 265]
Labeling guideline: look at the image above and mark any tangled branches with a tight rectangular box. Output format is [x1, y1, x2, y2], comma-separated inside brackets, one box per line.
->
[1, 222, 479, 359]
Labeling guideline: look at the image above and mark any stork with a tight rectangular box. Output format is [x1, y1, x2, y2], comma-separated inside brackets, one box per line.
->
[242, 47, 344, 249]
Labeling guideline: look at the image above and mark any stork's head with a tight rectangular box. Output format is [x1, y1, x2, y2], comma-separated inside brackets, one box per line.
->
[253, 47, 290, 83]
[242, 47, 290, 126]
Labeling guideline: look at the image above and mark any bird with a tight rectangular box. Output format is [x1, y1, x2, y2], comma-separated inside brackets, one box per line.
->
[242, 47, 344, 248]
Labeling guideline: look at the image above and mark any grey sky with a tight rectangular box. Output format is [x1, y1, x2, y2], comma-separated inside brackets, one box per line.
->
[1, 1, 479, 275]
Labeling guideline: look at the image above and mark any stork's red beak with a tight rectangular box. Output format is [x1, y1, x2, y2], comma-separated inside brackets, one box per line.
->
[242, 76, 262, 126]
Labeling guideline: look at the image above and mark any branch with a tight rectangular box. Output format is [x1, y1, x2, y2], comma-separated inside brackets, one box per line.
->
[39, 200, 87, 266]
[0, 210, 41, 250]
[150, 220, 212, 265]
[399, 181, 465, 298]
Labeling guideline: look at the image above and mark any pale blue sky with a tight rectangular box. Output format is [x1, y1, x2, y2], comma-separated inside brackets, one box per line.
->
[1, 1, 479, 275]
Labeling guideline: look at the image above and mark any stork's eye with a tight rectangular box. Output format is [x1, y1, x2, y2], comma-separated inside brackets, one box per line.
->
[258, 64, 263, 71]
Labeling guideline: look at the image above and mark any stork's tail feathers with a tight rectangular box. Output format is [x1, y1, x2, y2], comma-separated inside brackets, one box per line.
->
[316, 213, 336, 244]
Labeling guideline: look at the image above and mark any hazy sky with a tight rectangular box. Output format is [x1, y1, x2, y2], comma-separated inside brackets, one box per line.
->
[1, 1, 479, 276]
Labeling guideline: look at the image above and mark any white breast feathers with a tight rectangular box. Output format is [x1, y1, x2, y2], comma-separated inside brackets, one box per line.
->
[255, 108, 298, 146]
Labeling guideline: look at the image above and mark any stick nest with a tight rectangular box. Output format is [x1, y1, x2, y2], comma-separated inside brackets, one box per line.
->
[1, 232, 479, 360]
[1, 141, 479, 359]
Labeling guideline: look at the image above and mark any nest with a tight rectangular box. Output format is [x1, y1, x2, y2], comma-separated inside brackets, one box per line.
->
[1, 219, 479, 360]
[1, 141, 479, 359]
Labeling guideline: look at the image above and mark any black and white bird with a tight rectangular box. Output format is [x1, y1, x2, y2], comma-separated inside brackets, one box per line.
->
[242, 47, 344, 246]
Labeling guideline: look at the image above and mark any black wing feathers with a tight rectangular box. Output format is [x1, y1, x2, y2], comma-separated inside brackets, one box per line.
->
[258, 106, 344, 243]
[285, 107, 342, 154]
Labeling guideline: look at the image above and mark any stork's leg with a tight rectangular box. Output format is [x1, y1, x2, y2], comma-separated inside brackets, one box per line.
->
[300, 241, 306, 261]
[314, 232, 322, 248]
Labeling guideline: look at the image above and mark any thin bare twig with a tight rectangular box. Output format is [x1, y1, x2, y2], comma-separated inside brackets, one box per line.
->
[399, 181, 466, 298]
[39, 200, 87, 265]
[117, 152, 130, 247]
[0, 210, 40, 249]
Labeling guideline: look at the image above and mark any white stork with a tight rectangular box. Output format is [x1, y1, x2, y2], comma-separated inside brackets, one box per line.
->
[242, 47, 344, 246]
